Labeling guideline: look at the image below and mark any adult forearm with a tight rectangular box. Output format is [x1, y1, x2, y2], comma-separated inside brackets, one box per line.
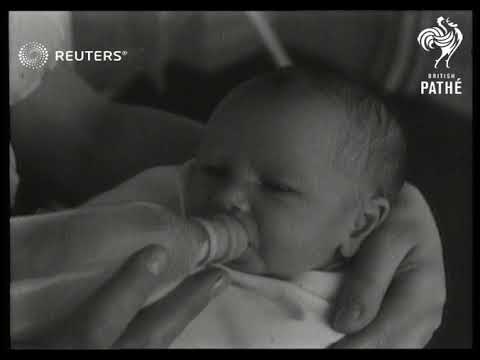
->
[87, 100, 203, 191]
[11, 66, 204, 206]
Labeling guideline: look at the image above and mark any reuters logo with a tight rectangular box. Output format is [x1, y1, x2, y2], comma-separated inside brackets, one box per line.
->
[18, 42, 49, 70]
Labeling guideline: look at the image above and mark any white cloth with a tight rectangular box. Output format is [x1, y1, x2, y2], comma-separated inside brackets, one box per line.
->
[170, 268, 345, 348]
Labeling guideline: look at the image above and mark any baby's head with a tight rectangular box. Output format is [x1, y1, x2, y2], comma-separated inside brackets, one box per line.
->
[185, 67, 406, 279]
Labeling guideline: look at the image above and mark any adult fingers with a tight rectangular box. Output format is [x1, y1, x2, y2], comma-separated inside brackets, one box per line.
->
[113, 267, 229, 348]
[332, 183, 445, 337]
[49, 244, 169, 349]
[330, 264, 445, 348]
[331, 222, 414, 334]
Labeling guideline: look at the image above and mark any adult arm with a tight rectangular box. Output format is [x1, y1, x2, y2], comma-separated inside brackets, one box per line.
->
[11, 65, 204, 206]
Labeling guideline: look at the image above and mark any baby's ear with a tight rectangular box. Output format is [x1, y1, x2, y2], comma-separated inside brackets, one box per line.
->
[340, 196, 391, 258]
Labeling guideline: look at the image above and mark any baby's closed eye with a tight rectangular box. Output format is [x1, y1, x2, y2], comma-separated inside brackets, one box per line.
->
[197, 162, 303, 199]
[260, 178, 297, 194]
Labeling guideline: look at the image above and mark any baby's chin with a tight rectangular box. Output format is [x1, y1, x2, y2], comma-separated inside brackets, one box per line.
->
[226, 248, 296, 280]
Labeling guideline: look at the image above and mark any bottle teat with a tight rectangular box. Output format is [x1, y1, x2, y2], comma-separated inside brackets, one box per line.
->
[193, 213, 254, 267]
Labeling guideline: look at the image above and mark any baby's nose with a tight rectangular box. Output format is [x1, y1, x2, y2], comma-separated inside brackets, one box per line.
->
[214, 184, 251, 213]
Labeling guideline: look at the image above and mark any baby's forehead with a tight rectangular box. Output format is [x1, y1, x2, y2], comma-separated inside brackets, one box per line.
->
[209, 85, 348, 149]
[205, 95, 349, 177]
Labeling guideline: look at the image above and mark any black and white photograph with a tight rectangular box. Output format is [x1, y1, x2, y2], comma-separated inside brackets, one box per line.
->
[8, 10, 473, 349]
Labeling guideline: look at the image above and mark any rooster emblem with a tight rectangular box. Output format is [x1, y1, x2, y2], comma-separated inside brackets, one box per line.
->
[417, 16, 463, 69]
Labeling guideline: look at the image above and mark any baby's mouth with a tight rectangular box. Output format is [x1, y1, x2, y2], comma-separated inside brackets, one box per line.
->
[227, 243, 265, 275]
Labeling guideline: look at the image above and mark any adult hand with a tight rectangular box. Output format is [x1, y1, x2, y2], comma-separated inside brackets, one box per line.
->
[11, 191, 254, 348]
[12, 245, 229, 349]
[330, 183, 446, 348]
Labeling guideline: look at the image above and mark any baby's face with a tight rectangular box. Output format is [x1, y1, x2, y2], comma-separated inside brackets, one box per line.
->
[185, 92, 358, 279]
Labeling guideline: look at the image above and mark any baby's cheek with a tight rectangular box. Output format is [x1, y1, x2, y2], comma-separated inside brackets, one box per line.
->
[254, 203, 321, 277]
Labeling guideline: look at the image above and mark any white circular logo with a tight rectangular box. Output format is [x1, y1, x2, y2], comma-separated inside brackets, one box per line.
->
[18, 42, 49, 70]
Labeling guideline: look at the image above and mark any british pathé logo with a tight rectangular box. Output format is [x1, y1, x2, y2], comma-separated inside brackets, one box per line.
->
[417, 16, 463, 69]
[417, 16, 464, 96]
[420, 73, 462, 95]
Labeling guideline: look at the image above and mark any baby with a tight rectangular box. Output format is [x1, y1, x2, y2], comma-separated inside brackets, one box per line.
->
[184, 67, 406, 279]
[168, 67, 407, 347]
